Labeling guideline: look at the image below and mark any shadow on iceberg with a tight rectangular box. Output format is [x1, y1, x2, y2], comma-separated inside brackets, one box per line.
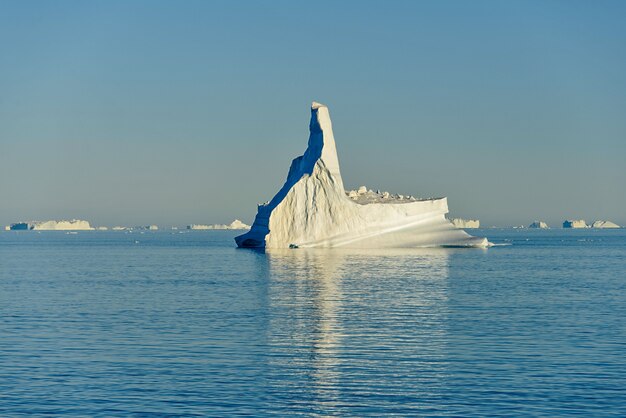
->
[236, 102, 490, 249]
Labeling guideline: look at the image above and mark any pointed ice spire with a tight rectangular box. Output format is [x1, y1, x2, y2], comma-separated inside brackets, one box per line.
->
[308, 101, 343, 190]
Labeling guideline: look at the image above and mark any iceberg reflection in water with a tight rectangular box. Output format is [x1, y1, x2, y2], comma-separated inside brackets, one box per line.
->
[262, 248, 454, 414]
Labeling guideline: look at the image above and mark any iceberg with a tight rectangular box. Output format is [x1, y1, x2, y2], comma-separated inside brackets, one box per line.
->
[563, 220, 588, 229]
[132, 225, 159, 231]
[590, 220, 620, 229]
[235, 102, 490, 249]
[9, 219, 93, 231]
[188, 220, 251, 230]
[8, 222, 31, 230]
[528, 221, 549, 229]
[33, 220, 93, 230]
[450, 218, 480, 229]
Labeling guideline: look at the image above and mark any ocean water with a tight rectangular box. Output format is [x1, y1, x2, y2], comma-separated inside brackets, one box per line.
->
[0, 228, 625, 417]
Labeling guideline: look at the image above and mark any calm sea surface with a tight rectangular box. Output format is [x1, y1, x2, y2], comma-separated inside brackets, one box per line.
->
[1, 229, 625, 416]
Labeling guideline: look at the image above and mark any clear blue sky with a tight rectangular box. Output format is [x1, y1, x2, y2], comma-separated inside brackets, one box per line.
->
[1, 0, 625, 227]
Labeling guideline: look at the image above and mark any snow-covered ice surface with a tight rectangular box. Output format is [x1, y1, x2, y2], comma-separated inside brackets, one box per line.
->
[236, 102, 490, 249]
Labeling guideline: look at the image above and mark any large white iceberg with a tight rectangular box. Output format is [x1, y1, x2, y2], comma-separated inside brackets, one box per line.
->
[235, 102, 490, 249]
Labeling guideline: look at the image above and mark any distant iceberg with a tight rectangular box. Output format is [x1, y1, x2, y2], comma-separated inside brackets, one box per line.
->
[450, 218, 480, 229]
[590, 220, 620, 229]
[188, 220, 251, 230]
[133, 225, 159, 231]
[235, 102, 490, 249]
[8, 219, 93, 231]
[8, 222, 30, 231]
[528, 221, 549, 229]
[563, 220, 588, 229]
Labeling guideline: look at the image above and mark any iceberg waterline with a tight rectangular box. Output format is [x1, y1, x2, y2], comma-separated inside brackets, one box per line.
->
[235, 102, 490, 249]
